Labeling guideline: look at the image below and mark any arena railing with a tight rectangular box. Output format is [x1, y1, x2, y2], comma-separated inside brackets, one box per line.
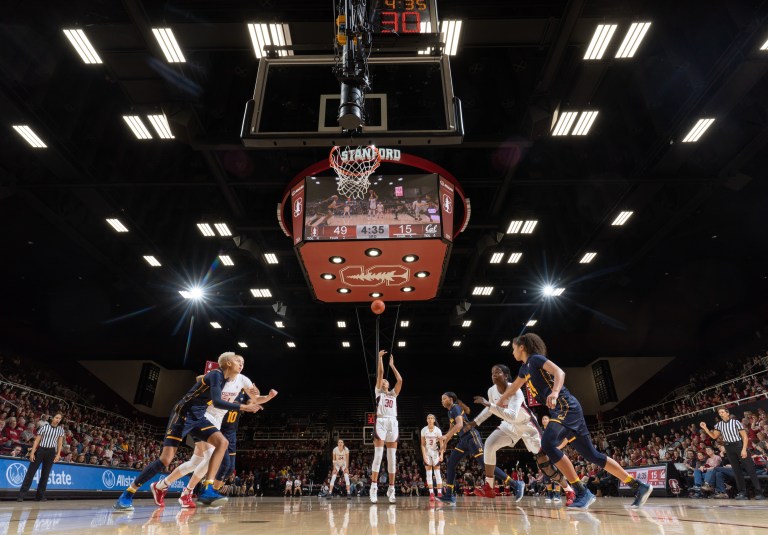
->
[604, 391, 768, 438]
[690, 368, 768, 403]
[249, 430, 330, 441]
[609, 366, 768, 427]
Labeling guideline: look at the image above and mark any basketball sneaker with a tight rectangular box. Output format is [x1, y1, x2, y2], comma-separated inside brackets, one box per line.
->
[179, 492, 197, 509]
[553, 494, 562, 504]
[387, 486, 396, 503]
[515, 481, 525, 502]
[565, 489, 576, 507]
[429, 492, 435, 502]
[113, 491, 135, 512]
[437, 492, 456, 505]
[631, 482, 652, 507]
[198, 484, 228, 507]
[568, 488, 596, 509]
[369, 486, 378, 503]
[545, 491, 553, 503]
[473, 483, 496, 499]
[150, 482, 167, 507]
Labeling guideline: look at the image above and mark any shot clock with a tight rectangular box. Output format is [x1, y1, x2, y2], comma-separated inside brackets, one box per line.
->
[373, 0, 437, 34]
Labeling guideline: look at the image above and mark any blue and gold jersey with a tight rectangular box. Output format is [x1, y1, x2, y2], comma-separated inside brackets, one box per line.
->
[221, 392, 249, 432]
[177, 369, 241, 417]
[517, 354, 576, 408]
[447, 403, 469, 438]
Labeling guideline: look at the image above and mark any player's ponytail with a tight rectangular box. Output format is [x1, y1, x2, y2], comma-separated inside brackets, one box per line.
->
[443, 392, 471, 416]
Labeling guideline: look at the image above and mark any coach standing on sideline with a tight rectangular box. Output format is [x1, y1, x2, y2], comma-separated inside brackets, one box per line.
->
[700, 407, 765, 500]
[17, 413, 65, 502]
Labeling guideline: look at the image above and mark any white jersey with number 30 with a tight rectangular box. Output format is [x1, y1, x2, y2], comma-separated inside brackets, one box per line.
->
[375, 388, 398, 419]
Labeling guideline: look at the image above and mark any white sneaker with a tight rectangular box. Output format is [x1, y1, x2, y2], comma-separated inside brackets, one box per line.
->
[387, 486, 396, 504]
[370, 486, 378, 503]
[554, 496, 561, 503]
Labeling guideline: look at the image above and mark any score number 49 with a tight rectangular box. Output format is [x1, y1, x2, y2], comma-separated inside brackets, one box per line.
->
[381, 0, 428, 34]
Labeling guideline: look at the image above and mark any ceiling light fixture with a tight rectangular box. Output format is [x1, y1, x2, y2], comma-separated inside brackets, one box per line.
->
[490, 252, 504, 264]
[526, 320, 538, 327]
[286, 341, 296, 348]
[579, 252, 597, 264]
[615, 22, 652, 58]
[415, 271, 430, 278]
[611, 211, 633, 226]
[521, 220, 538, 234]
[400, 320, 409, 327]
[507, 252, 523, 264]
[275, 321, 284, 328]
[106, 219, 129, 233]
[506, 220, 523, 234]
[342, 341, 351, 348]
[337, 288, 351, 294]
[238, 342, 248, 348]
[330, 256, 346, 264]
[321, 273, 336, 280]
[584, 23, 618, 60]
[147, 114, 174, 139]
[143, 255, 161, 267]
[62, 29, 102, 64]
[452, 340, 462, 347]
[250, 288, 272, 298]
[337, 321, 346, 328]
[472, 286, 494, 296]
[370, 292, 383, 298]
[401, 287, 414, 293]
[500, 340, 511, 347]
[122, 116, 152, 140]
[264, 253, 279, 264]
[462, 320, 472, 327]
[214, 223, 232, 237]
[398, 341, 406, 347]
[210, 322, 222, 329]
[402, 254, 418, 263]
[151, 27, 186, 63]
[682, 118, 715, 143]
[571, 111, 599, 136]
[12, 125, 47, 148]
[440, 20, 463, 56]
[219, 255, 234, 266]
[247, 23, 293, 58]
[197, 223, 215, 237]
[551, 111, 579, 136]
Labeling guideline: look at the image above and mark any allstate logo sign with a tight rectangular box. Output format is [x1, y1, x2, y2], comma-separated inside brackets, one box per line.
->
[6, 463, 27, 487]
[102, 470, 116, 489]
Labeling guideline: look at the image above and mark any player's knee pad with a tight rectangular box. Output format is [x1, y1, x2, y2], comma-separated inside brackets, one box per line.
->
[426, 469, 433, 484]
[193, 448, 214, 479]
[535, 451, 565, 485]
[182, 454, 206, 475]
[372, 446, 384, 473]
[387, 448, 397, 473]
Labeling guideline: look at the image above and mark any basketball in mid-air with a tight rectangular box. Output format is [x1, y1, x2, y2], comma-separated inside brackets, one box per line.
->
[371, 299, 385, 315]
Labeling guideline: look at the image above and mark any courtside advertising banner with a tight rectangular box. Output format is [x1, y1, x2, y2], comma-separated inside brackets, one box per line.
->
[0, 457, 189, 492]
[618, 464, 667, 490]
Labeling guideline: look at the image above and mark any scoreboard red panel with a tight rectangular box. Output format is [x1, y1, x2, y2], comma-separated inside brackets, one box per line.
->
[297, 238, 450, 303]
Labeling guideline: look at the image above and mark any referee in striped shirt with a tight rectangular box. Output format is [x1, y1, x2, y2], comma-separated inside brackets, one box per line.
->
[700, 407, 765, 500]
[17, 413, 66, 502]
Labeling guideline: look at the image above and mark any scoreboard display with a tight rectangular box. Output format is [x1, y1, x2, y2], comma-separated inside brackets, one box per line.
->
[303, 174, 442, 241]
[365, 412, 376, 425]
[373, 0, 432, 34]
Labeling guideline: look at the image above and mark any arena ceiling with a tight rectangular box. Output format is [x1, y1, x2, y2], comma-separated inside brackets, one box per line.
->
[1, 0, 767, 392]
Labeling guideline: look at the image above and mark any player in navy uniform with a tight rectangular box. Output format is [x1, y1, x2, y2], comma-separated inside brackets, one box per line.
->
[497, 333, 652, 509]
[113, 354, 262, 511]
[436, 392, 512, 505]
[214, 390, 248, 493]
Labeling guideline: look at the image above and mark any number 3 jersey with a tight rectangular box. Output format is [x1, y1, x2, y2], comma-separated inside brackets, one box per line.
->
[375, 388, 398, 419]
[420, 425, 442, 453]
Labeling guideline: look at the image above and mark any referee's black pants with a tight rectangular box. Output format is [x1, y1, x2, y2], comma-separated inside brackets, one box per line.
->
[19, 447, 56, 499]
[722, 441, 761, 495]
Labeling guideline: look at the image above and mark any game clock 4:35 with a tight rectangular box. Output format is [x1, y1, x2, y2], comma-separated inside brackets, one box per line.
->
[375, 0, 431, 34]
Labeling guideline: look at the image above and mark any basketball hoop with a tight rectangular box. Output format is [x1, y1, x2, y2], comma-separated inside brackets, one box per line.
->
[329, 146, 382, 199]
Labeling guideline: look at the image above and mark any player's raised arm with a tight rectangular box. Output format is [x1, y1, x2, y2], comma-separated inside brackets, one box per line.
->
[375, 349, 386, 390]
[250, 388, 278, 405]
[389, 355, 403, 395]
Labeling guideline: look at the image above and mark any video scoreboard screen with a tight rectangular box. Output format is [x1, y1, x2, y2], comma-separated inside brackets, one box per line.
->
[303, 174, 442, 241]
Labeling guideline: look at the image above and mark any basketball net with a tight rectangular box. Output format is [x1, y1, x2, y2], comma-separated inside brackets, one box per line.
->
[329, 146, 382, 199]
